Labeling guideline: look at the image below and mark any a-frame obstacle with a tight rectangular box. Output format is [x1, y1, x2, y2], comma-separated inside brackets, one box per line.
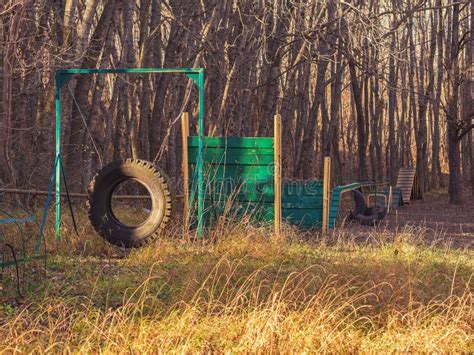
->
[396, 167, 422, 204]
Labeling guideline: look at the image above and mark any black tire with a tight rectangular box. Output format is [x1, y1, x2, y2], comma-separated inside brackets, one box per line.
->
[355, 213, 377, 226]
[355, 206, 387, 226]
[352, 190, 367, 215]
[87, 159, 172, 248]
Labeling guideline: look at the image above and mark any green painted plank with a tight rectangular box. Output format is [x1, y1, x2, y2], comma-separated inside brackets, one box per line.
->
[191, 201, 275, 224]
[283, 190, 324, 199]
[188, 149, 274, 165]
[190, 173, 273, 196]
[330, 204, 340, 212]
[189, 136, 274, 149]
[283, 180, 323, 197]
[282, 209, 323, 226]
[189, 168, 273, 188]
[189, 146, 274, 154]
[189, 164, 273, 179]
[283, 208, 323, 215]
[189, 146, 274, 158]
[204, 183, 275, 203]
[205, 194, 274, 204]
[283, 192, 323, 200]
[282, 200, 323, 209]
[189, 162, 274, 203]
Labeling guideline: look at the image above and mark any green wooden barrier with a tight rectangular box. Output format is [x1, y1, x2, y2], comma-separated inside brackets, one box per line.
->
[188, 138, 361, 230]
[282, 180, 324, 227]
[188, 136, 275, 226]
[281, 181, 362, 229]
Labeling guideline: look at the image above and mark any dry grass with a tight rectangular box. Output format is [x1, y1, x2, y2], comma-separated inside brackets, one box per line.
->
[0, 213, 473, 353]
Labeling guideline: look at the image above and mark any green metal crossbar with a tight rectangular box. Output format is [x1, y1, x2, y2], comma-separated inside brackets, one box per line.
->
[55, 68, 206, 239]
[1, 255, 46, 268]
[0, 204, 44, 269]
[0, 216, 35, 225]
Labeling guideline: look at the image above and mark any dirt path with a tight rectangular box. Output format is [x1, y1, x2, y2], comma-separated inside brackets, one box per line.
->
[384, 191, 473, 248]
[341, 193, 474, 250]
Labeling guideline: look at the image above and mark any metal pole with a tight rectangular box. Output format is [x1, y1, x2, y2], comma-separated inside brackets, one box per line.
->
[52, 68, 204, 240]
[55, 74, 62, 240]
[197, 69, 205, 238]
[181, 112, 190, 229]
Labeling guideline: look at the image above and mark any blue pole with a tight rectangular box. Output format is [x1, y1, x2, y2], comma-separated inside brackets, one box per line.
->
[55, 74, 62, 240]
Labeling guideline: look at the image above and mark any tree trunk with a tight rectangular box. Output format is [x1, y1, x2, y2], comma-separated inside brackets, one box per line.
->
[431, 1, 443, 189]
[388, 31, 398, 185]
[0, 4, 24, 185]
[66, 0, 117, 188]
[349, 60, 368, 179]
[446, 2, 462, 204]
[461, 0, 473, 194]
[296, 1, 335, 178]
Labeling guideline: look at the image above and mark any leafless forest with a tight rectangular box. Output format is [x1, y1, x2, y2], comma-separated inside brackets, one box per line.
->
[0, 0, 472, 203]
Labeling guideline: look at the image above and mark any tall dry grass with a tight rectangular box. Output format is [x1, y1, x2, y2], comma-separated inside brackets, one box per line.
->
[1, 254, 472, 353]
[1, 209, 473, 352]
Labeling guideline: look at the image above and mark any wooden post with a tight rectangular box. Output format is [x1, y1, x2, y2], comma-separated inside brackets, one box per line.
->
[181, 112, 189, 228]
[322, 156, 331, 234]
[274, 114, 282, 237]
[388, 186, 393, 214]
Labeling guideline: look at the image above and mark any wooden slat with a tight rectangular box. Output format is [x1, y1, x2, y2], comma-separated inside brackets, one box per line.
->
[190, 164, 274, 179]
[206, 183, 274, 202]
[188, 136, 274, 148]
[203, 201, 275, 221]
[282, 201, 323, 209]
[188, 148, 274, 165]
[281, 195, 323, 205]
[396, 167, 416, 204]
[283, 181, 323, 197]
[274, 114, 282, 237]
[283, 214, 323, 224]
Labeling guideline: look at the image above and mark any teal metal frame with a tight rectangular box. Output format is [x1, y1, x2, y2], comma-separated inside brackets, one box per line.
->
[55, 68, 205, 239]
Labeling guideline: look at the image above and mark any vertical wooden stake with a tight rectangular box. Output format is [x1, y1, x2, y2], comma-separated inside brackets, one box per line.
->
[322, 156, 331, 234]
[274, 114, 282, 237]
[388, 185, 393, 214]
[181, 112, 189, 229]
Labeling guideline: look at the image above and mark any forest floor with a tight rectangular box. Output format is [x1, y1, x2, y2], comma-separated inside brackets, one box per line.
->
[0, 191, 472, 352]
[384, 190, 474, 247]
[339, 190, 473, 249]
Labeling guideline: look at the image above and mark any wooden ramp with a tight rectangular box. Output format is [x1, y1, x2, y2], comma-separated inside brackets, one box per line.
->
[396, 167, 417, 204]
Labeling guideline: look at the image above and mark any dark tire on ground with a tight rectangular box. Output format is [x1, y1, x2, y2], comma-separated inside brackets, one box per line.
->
[352, 190, 367, 215]
[87, 159, 173, 248]
[355, 213, 377, 226]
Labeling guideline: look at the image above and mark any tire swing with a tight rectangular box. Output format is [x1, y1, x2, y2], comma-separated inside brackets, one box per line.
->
[87, 159, 173, 248]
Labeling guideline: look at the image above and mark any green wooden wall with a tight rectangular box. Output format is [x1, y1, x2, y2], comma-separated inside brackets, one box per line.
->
[188, 136, 360, 230]
[188, 136, 275, 226]
[282, 180, 324, 227]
